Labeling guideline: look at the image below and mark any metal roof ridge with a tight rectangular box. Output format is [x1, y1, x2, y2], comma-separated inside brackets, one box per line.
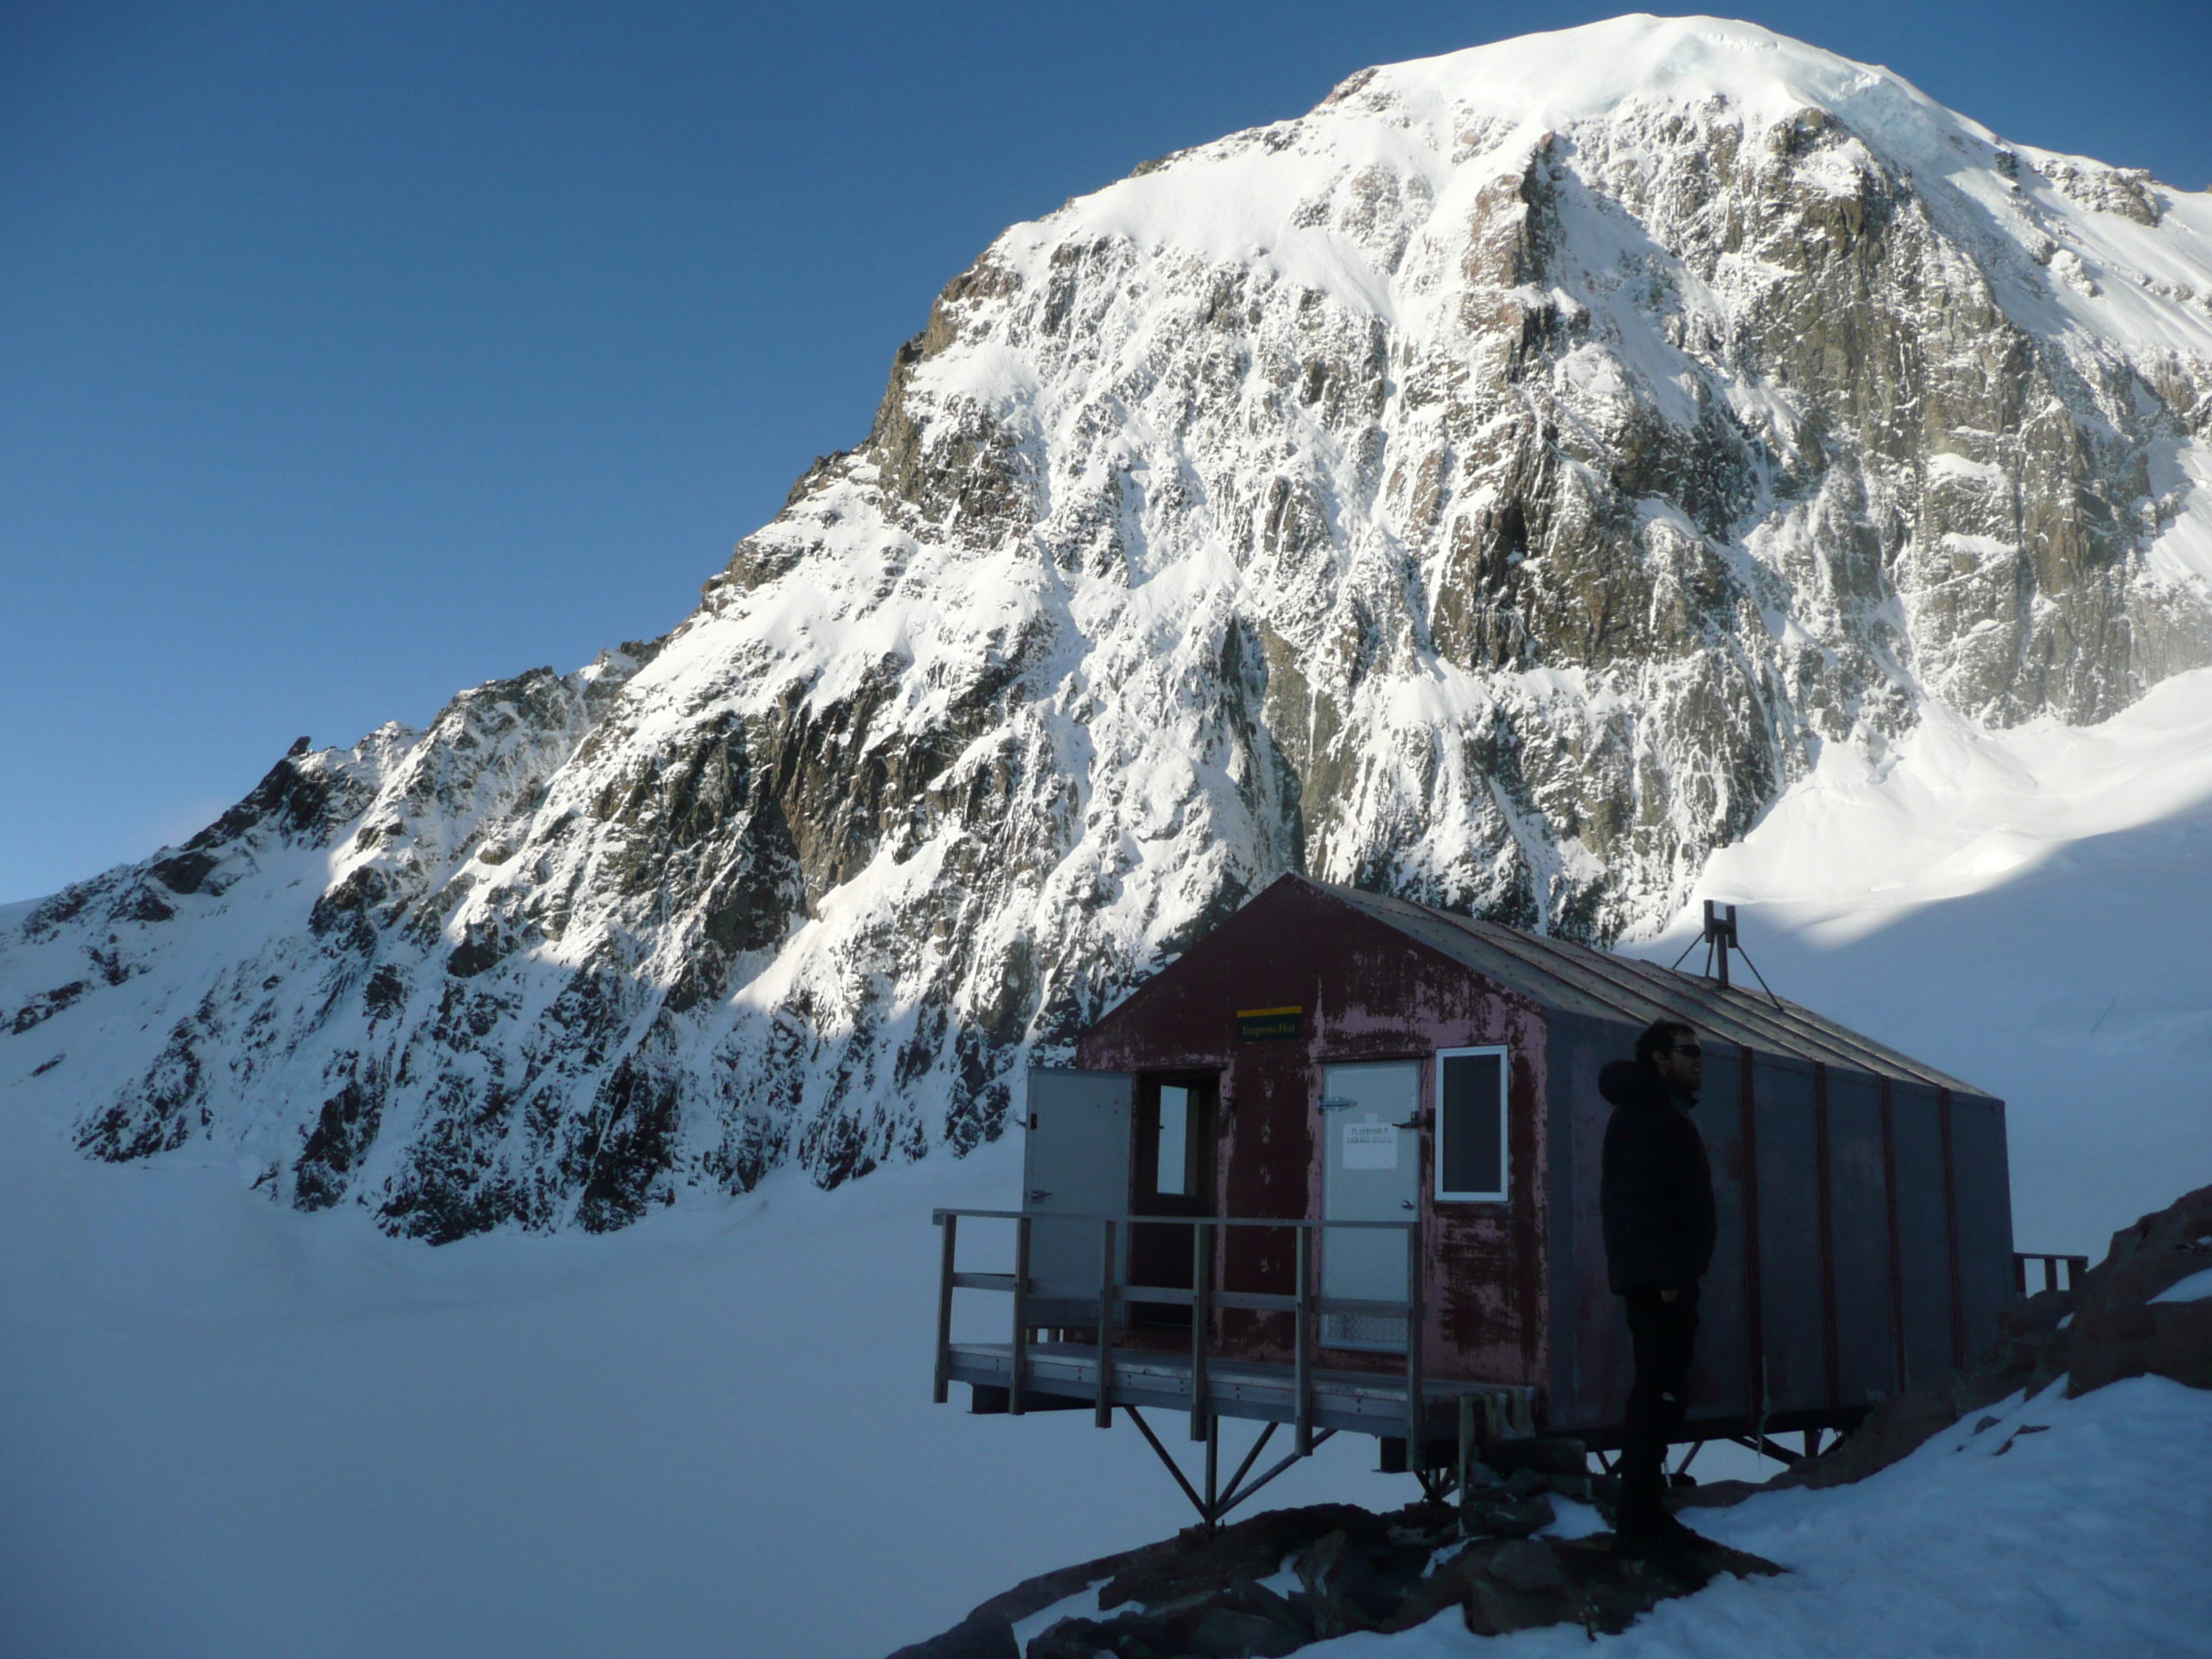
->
[1308, 882, 1673, 1023]
[1328, 885, 1798, 1051]
[1308, 876, 1986, 1091]
[1633, 952, 1980, 1091]
[1388, 909, 1657, 1022]
[1591, 945, 1962, 1087]
[1452, 912, 1822, 1060]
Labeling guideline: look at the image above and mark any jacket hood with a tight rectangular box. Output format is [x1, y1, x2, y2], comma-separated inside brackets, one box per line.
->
[1599, 1058, 1649, 1105]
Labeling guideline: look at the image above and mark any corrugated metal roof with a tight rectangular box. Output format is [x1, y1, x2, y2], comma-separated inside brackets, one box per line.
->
[1304, 876, 1986, 1095]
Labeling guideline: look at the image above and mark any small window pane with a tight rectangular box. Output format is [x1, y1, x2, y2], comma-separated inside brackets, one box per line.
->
[1156, 1085, 1189, 1196]
[1440, 1052, 1503, 1198]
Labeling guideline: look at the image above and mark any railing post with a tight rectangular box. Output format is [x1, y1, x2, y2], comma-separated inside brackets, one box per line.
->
[932, 1211, 958, 1404]
[1190, 1219, 1211, 1442]
[1095, 1217, 1116, 1429]
[1404, 1220, 1424, 1470]
[1457, 1393, 1476, 1526]
[1011, 1214, 1031, 1416]
[1294, 1223, 1313, 1456]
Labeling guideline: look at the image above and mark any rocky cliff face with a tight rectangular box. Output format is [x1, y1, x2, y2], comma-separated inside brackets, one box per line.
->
[8, 17, 2212, 1238]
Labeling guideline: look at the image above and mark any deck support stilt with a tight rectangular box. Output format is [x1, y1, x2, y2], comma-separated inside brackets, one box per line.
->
[1010, 1215, 1031, 1416]
[1126, 1406, 1210, 1521]
[1205, 1414, 1220, 1516]
[1456, 1394, 1477, 1523]
[1127, 1408, 1332, 1535]
[1404, 1228, 1425, 1465]
[931, 1211, 957, 1405]
[1727, 1431, 1806, 1465]
[1218, 1428, 1333, 1519]
[1095, 1218, 1116, 1428]
[1189, 1221, 1212, 1442]
[1293, 1230, 1313, 1455]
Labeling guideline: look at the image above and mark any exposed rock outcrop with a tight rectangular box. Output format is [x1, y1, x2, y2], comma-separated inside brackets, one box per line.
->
[886, 1497, 1781, 1658]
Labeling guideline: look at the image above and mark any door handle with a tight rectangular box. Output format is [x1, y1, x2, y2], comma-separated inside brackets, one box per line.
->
[1028, 1189, 1051, 1203]
[1401, 1200, 1415, 1211]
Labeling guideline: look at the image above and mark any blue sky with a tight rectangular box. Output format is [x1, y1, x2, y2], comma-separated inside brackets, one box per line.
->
[4, 1, 2208, 903]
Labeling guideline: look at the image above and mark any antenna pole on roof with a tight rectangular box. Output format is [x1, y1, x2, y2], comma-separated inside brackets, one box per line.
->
[1736, 943, 1785, 1012]
[1698, 899, 1785, 1011]
[1701, 900, 1737, 990]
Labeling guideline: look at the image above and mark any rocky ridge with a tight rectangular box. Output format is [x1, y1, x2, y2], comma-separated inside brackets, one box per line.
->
[6, 17, 2212, 1237]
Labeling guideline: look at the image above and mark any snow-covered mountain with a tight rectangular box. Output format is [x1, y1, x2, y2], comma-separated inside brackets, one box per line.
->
[7, 15, 2212, 1240]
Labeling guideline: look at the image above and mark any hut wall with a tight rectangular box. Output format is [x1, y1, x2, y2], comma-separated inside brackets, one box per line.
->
[1546, 1038, 1956, 1437]
[1546, 1020, 1758, 1437]
[1693, 1042, 1755, 1425]
[1825, 1067, 1902, 1405]
[1751, 1055, 1827, 1416]
[1891, 1084, 1961, 1384]
[1543, 1013, 1631, 1433]
[1075, 883, 1551, 1387]
[1950, 1092, 2016, 1363]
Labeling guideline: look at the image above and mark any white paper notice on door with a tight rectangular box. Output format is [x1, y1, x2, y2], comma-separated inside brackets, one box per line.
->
[1342, 1118, 1399, 1169]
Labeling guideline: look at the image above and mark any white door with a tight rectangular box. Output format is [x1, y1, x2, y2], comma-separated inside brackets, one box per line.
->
[1022, 1068, 1133, 1324]
[1319, 1060, 1421, 1351]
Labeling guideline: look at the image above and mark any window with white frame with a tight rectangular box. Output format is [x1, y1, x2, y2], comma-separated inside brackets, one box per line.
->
[1435, 1046, 1509, 1202]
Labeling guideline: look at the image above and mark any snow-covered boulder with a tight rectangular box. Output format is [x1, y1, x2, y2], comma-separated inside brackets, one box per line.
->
[2069, 1181, 2212, 1394]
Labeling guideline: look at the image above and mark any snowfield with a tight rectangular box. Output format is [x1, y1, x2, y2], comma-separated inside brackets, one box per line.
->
[5, 1139, 2209, 1659]
[0, 1128, 1406, 1659]
[1305, 1376, 2212, 1658]
[6, 691, 2212, 1656]
[1631, 664, 2212, 1259]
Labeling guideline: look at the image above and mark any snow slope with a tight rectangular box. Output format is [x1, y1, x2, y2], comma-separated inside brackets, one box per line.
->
[6, 731, 2211, 1654]
[1637, 662, 2212, 1254]
[0, 1124, 1406, 1659]
[1309, 1376, 2212, 1658]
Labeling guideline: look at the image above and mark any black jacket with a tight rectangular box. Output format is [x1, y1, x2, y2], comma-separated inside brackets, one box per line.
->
[1599, 1058, 1716, 1294]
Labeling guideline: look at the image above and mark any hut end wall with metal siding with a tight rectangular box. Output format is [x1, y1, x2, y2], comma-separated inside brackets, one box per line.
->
[1059, 873, 2012, 1446]
[1075, 876, 1554, 1391]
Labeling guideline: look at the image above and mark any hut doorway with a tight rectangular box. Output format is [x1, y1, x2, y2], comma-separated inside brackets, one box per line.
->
[1319, 1060, 1421, 1352]
[1129, 1073, 1217, 1328]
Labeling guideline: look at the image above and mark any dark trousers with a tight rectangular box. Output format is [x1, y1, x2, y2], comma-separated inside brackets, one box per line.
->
[1618, 1281, 1700, 1529]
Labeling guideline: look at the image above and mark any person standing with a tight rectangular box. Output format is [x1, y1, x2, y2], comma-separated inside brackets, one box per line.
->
[1599, 1018, 1717, 1549]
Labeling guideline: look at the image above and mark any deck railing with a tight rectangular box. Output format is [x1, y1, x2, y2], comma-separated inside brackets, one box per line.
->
[931, 1207, 1426, 1457]
[2013, 1251, 2090, 1294]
